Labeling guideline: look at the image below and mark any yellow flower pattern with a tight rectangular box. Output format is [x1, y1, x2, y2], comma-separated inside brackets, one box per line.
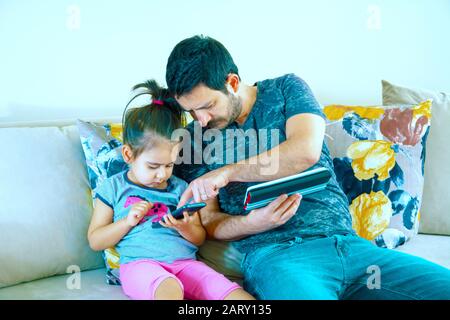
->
[412, 100, 432, 120]
[324, 105, 385, 121]
[347, 140, 396, 181]
[109, 123, 123, 142]
[322, 102, 431, 248]
[350, 191, 392, 240]
[105, 247, 120, 269]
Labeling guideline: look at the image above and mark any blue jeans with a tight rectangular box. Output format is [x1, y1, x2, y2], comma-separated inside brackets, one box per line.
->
[241, 233, 450, 300]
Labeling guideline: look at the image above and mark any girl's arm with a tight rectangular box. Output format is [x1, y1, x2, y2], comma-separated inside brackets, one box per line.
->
[87, 198, 133, 251]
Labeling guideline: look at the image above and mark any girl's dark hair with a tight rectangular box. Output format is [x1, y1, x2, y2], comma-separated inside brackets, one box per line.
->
[122, 79, 186, 158]
[166, 35, 240, 97]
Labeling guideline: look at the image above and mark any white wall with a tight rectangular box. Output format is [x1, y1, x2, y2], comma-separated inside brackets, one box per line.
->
[1, 0, 449, 123]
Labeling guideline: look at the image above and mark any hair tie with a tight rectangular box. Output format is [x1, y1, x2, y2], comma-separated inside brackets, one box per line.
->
[153, 99, 164, 105]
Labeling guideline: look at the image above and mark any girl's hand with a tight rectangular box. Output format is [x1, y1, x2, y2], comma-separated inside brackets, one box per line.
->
[126, 201, 153, 227]
[160, 211, 206, 246]
[159, 211, 202, 232]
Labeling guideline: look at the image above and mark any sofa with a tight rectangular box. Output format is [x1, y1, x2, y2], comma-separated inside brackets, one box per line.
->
[1, 81, 449, 299]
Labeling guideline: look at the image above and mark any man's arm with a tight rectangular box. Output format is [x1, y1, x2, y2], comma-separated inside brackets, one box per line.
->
[225, 113, 325, 182]
[178, 113, 325, 206]
[199, 193, 301, 241]
[177, 74, 325, 206]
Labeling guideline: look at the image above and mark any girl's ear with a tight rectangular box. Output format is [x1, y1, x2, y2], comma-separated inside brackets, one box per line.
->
[122, 144, 134, 164]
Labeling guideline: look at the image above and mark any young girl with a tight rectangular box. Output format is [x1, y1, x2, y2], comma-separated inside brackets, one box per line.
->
[87, 80, 254, 300]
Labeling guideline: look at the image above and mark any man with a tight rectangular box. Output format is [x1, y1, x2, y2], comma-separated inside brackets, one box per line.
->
[166, 35, 450, 299]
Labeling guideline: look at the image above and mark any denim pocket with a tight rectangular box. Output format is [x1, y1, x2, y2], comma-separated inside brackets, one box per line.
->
[241, 242, 293, 276]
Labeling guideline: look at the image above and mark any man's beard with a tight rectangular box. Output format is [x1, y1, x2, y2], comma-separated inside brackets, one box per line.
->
[208, 93, 242, 129]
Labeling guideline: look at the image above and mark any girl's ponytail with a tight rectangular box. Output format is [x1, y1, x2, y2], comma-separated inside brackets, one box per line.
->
[122, 79, 186, 157]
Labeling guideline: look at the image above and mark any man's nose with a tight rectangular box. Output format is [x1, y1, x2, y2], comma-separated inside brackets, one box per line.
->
[196, 111, 211, 127]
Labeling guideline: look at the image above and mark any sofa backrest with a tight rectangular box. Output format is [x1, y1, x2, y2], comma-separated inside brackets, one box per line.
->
[0, 118, 119, 288]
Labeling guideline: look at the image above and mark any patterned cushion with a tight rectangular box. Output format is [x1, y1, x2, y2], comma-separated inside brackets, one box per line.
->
[324, 100, 432, 249]
[382, 80, 450, 236]
[76, 119, 127, 285]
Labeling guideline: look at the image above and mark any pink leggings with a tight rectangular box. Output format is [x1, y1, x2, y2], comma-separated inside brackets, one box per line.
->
[119, 258, 241, 300]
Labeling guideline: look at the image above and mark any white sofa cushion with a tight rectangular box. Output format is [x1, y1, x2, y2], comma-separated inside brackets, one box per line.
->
[0, 125, 103, 288]
[395, 234, 450, 269]
[382, 80, 450, 236]
[0, 268, 127, 300]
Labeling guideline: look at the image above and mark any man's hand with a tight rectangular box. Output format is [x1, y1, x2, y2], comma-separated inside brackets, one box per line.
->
[178, 167, 231, 208]
[243, 193, 302, 234]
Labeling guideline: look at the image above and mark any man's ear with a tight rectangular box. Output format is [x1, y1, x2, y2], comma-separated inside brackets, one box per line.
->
[226, 73, 240, 94]
[121, 144, 134, 164]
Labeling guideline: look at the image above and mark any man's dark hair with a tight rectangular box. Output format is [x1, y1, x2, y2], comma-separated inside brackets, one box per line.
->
[166, 35, 239, 97]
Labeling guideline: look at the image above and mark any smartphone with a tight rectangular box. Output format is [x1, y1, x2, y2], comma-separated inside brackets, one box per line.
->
[170, 202, 207, 219]
[152, 202, 206, 228]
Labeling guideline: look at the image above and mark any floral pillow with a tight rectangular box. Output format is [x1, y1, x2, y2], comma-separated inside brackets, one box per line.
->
[76, 119, 127, 285]
[324, 100, 432, 249]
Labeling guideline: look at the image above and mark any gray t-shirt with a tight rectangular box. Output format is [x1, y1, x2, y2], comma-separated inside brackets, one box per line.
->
[174, 73, 355, 254]
[94, 170, 198, 264]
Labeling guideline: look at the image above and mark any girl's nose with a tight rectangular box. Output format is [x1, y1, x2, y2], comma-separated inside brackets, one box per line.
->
[156, 168, 166, 180]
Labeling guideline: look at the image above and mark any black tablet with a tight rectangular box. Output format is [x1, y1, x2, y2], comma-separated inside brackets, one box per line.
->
[243, 167, 332, 211]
